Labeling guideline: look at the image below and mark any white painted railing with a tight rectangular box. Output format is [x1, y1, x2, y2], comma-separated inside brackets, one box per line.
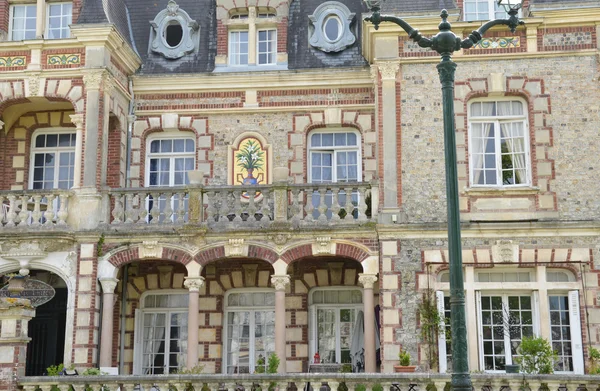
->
[18, 373, 600, 391]
[0, 190, 71, 228]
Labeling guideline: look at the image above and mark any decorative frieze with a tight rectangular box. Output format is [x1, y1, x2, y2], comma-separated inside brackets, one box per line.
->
[472, 36, 520, 50]
[225, 238, 247, 257]
[0, 56, 26, 67]
[47, 53, 81, 65]
[138, 241, 163, 259]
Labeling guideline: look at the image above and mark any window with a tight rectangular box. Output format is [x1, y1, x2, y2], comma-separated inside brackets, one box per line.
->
[436, 291, 452, 373]
[227, 7, 277, 67]
[309, 131, 360, 183]
[477, 271, 531, 283]
[224, 291, 275, 374]
[464, 0, 509, 21]
[135, 293, 189, 375]
[10, 4, 37, 41]
[308, 2, 356, 53]
[468, 99, 530, 187]
[229, 31, 249, 65]
[257, 29, 276, 65]
[30, 131, 76, 189]
[309, 288, 363, 365]
[46, 2, 72, 39]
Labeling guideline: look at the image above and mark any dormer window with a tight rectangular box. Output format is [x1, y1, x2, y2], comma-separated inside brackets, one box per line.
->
[308, 1, 356, 53]
[149, 0, 199, 59]
[227, 7, 278, 67]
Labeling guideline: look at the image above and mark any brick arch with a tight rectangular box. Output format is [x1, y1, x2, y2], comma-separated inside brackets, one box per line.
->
[105, 245, 194, 268]
[194, 244, 279, 266]
[280, 241, 370, 264]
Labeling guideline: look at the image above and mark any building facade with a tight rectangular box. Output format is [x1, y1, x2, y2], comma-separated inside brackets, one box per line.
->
[0, 0, 599, 384]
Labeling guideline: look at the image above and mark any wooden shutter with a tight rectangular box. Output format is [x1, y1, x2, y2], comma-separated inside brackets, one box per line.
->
[475, 291, 484, 371]
[436, 291, 447, 373]
[132, 309, 142, 375]
[568, 290, 584, 374]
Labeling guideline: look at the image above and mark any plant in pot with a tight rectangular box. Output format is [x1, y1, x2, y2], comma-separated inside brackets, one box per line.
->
[514, 336, 556, 374]
[394, 349, 417, 373]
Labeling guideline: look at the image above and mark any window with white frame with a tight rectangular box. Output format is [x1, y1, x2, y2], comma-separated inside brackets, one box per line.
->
[46, 2, 72, 39]
[227, 8, 277, 66]
[30, 131, 76, 189]
[134, 292, 189, 375]
[224, 291, 275, 374]
[10, 4, 37, 41]
[309, 288, 363, 365]
[257, 29, 276, 65]
[464, 0, 509, 21]
[309, 131, 360, 183]
[468, 99, 530, 187]
[229, 30, 249, 65]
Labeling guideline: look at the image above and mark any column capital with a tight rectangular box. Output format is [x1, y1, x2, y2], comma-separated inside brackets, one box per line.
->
[99, 278, 119, 294]
[270, 274, 291, 291]
[358, 273, 378, 289]
[83, 70, 107, 90]
[69, 113, 84, 129]
[184, 276, 205, 292]
[376, 60, 400, 81]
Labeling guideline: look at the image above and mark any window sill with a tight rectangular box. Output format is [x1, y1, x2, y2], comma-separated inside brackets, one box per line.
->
[464, 186, 540, 196]
[213, 63, 288, 73]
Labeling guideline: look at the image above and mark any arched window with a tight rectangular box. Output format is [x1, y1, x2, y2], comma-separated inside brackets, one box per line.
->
[308, 130, 361, 183]
[30, 129, 77, 189]
[146, 136, 195, 187]
[468, 99, 530, 187]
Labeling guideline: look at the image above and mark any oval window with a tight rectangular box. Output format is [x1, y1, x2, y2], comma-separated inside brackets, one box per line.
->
[323, 15, 341, 42]
[164, 21, 183, 48]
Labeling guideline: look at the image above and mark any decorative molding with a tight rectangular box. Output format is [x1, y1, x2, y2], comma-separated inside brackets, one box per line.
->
[313, 236, 334, 255]
[270, 274, 290, 291]
[47, 53, 81, 65]
[358, 273, 377, 289]
[268, 233, 291, 246]
[99, 278, 119, 294]
[0, 241, 47, 276]
[184, 276, 205, 292]
[150, 0, 199, 59]
[491, 240, 519, 263]
[27, 75, 41, 97]
[69, 114, 84, 129]
[83, 71, 106, 90]
[377, 61, 400, 81]
[225, 238, 247, 257]
[138, 241, 163, 259]
[472, 36, 520, 50]
[60, 252, 77, 278]
[0, 56, 26, 67]
[103, 76, 116, 95]
[308, 1, 356, 53]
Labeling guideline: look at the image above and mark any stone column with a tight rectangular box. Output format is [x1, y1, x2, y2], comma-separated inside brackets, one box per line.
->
[184, 277, 205, 369]
[248, 7, 257, 65]
[0, 298, 35, 391]
[69, 114, 85, 189]
[35, 0, 45, 38]
[359, 273, 378, 373]
[271, 274, 290, 373]
[99, 278, 119, 372]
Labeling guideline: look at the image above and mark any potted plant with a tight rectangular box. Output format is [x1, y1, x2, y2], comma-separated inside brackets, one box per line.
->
[514, 336, 556, 374]
[394, 349, 417, 373]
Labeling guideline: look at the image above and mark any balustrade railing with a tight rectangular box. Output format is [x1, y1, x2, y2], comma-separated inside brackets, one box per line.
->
[18, 373, 600, 391]
[0, 190, 71, 228]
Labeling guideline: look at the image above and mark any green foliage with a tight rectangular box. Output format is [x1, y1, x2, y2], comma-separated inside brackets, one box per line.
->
[399, 349, 411, 366]
[418, 290, 442, 370]
[589, 347, 600, 374]
[254, 354, 279, 391]
[97, 234, 105, 257]
[255, 355, 266, 374]
[514, 336, 557, 374]
[236, 140, 264, 171]
[267, 353, 280, 374]
[175, 364, 205, 374]
[46, 363, 64, 376]
[81, 368, 104, 376]
[339, 364, 352, 373]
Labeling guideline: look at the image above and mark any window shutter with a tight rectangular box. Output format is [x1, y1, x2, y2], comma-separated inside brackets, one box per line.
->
[436, 291, 447, 373]
[568, 290, 584, 374]
[475, 291, 484, 371]
[132, 309, 142, 375]
[532, 291, 541, 336]
[308, 306, 315, 365]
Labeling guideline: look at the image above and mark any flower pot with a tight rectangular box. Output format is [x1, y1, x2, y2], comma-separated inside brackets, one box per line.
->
[394, 365, 417, 373]
[505, 364, 520, 373]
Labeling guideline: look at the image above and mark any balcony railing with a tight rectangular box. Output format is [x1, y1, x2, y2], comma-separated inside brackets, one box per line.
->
[107, 182, 378, 229]
[18, 373, 600, 391]
[0, 190, 71, 229]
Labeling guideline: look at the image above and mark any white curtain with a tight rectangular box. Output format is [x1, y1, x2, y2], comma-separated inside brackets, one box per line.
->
[471, 102, 495, 185]
[143, 313, 166, 374]
[497, 102, 526, 184]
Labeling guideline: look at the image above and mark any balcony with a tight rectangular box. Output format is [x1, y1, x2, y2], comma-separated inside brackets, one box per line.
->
[0, 182, 378, 231]
[18, 373, 599, 391]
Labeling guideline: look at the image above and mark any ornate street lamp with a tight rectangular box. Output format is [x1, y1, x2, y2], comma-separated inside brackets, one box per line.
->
[362, 1, 524, 390]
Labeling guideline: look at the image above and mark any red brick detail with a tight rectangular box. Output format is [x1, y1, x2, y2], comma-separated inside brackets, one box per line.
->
[0, 50, 30, 71]
[107, 247, 140, 268]
[335, 243, 370, 262]
[463, 29, 527, 55]
[135, 91, 244, 111]
[195, 246, 226, 265]
[277, 18, 287, 53]
[41, 48, 85, 69]
[72, 0, 82, 23]
[280, 244, 313, 263]
[161, 247, 194, 265]
[106, 116, 123, 188]
[217, 19, 228, 56]
[538, 26, 597, 52]
[257, 87, 374, 108]
[247, 244, 279, 263]
[0, 0, 9, 36]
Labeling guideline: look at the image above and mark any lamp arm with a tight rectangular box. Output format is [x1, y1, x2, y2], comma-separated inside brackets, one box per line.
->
[461, 16, 524, 49]
[366, 14, 433, 48]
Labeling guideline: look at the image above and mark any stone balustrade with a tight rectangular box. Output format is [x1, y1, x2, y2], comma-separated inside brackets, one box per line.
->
[18, 373, 600, 391]
[0, 190, 71, 228]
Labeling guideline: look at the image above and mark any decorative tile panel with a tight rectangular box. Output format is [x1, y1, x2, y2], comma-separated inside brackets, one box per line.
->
[0, 56, 26, 67]
[47, 53, 81, 65]
[472, 36, 520, 50]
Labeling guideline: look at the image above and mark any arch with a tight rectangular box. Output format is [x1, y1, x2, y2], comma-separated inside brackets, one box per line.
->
[280, 240, 372, 264]
[194, 242, 279, 266]
[227, 131, 273, 186]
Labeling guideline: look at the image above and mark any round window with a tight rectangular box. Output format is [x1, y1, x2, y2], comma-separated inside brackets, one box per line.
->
[164, 20, 183, 48]
[323, 15, 342, 42]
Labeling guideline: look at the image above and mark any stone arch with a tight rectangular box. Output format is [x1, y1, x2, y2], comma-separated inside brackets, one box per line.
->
[0, 78, 84, 116]
[194, 242, 280, 266]
[280, 240, 377, 274]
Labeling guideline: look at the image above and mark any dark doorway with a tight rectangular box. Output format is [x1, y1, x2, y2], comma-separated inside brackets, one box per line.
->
[26, 288, 67, 376]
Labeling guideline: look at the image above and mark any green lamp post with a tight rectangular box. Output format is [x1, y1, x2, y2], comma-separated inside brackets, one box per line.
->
[362, 1, 524, 390]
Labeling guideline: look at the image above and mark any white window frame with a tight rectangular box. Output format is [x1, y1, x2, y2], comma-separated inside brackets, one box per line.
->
[463, 0, 517, 21]
[308, 287, 363, 365]
[467, 97, 531, 188]
[222, 288, 276, 374]
[228, 30, 250, 66]
[256, 28, 276, 65]
[144, 135, 196, 188]
[307, 129, 362, 184]
[548, 290, 584, 374]
[133, 290, 189, 375]
[29, 128, 77, 190]
[9, 3, 37, 41]
[45, 2, 72, 39]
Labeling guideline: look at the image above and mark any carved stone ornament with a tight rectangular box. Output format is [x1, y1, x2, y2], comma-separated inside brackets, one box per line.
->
[491, 240, 519, 263]
[27, 75, 41, 97]
[309, 1, 356, 53]
[69, 113, 84, 129]
[358, 273, 377, 289]
[150, 0, 199, 59]
[83, 71, 105, 90]
[184, 276, 205, 292]
[314, 236, 332, 255]
[225, 238, 246, 257]
[268, 233, 291, 246]
[138, 241, 163, 259]
[99, 278, 119, 294]
[60, 251, 77, 278]
[377, 61, 400, 81]
[1, 241, 47, 276]
[270, 274, 291, 291]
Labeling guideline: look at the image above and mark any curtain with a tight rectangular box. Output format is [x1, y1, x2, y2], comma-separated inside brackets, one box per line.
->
[497, 102, 526, 184]
[471, 103, 495, 184]
[143, 313, 166, 374]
